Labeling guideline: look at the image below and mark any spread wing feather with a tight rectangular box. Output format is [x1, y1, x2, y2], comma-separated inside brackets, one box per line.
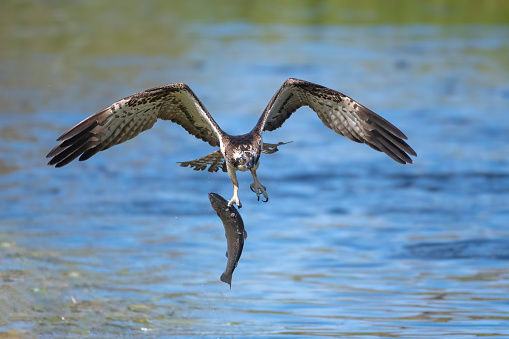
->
[257, 78, 416, 164]
[46, 83, 223, 167]
[178, 142, 291, 173]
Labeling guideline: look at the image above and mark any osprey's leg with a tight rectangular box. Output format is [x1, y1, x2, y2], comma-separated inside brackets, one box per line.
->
[250, 169, 268, 202]
[226, 165, 242, 208]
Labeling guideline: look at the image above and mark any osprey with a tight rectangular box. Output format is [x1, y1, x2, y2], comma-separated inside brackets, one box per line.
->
[46, 78, 416, 207]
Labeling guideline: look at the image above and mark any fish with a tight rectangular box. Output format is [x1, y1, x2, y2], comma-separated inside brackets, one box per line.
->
[208, 192, 247, 288]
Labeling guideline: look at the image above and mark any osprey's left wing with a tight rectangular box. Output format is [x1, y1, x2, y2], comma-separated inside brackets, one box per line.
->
[257, 78, 416, 164]
[46, 83, 223, 167]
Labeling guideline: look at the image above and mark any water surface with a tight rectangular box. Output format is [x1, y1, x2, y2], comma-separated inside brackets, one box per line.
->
[1, 2, 509, 338]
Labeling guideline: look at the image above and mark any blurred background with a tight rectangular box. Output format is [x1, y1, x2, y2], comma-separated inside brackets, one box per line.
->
[1, 1, 509, 337]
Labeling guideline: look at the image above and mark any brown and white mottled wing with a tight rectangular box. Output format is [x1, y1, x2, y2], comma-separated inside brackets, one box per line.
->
[257, 78, 416, 164]
[46, 83, 223, 167]
[177, 142, 291, 173]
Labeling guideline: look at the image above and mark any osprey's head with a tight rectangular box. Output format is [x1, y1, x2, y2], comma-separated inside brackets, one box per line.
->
[231, 150, 259, 171]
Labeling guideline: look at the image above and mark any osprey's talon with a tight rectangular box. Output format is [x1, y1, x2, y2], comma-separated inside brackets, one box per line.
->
[228, 196, 242, 209]
[250, 186, 255, 193]
[250, 181, 268, 203]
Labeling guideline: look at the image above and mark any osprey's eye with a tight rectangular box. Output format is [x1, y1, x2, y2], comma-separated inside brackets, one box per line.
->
[239, 157, 245, 164]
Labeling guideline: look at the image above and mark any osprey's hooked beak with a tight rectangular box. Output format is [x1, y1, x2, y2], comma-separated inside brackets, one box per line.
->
[237, 152, 258, 170]
[245, 157, 256, 170]
[246, 152, 261, 170]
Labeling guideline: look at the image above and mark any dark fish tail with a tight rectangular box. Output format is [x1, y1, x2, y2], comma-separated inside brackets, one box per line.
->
[220, 272, 232, 288]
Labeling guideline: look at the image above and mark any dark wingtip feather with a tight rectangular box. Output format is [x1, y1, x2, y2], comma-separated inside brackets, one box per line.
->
[56, 117, 99, 142]
[365, 114, 417, 163]
[396, 138, 417, 157]
[359, 105, 408, 140]
[79, 147, 100, 162]
[46, 144, 63, 159]
[405, 142, 417, 157]
[377, 137, 412, 164]
[48, 111, 106, 166]
[51, 143, 90, 168]
[377, 142, 407, 164]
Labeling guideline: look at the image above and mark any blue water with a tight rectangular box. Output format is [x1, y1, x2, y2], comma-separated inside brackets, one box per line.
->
[1, 22, 509, 338]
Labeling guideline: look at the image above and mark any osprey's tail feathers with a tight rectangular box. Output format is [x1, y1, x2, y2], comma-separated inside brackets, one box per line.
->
[177, 141, 291, 173]
[178, 149, 226, 172]
[261, 141, 292, 154]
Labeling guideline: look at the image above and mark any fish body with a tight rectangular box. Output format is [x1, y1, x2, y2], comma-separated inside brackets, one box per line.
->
[208, 192, 247, 287]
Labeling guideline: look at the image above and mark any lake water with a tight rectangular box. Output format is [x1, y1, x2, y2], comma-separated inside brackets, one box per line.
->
[1, 2, 509, 338]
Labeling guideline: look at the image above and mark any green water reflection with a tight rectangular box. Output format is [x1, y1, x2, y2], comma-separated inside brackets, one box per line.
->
[2, 1, 509, 57]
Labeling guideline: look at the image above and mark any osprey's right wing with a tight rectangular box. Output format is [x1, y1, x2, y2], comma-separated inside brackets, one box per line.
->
[257, 78, 416, 164]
